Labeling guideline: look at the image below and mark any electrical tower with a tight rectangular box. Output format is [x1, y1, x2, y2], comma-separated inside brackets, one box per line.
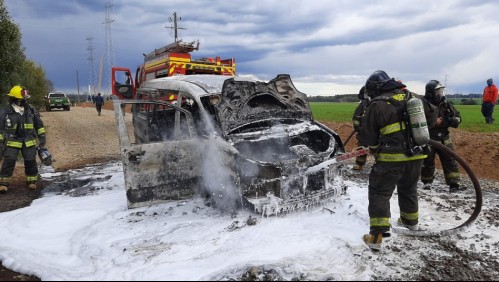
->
[103, 0, 115, 97]
[86, 36, 96, 98]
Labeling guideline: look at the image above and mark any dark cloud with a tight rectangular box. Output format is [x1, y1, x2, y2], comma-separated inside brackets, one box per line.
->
[4, 0, 499, 95]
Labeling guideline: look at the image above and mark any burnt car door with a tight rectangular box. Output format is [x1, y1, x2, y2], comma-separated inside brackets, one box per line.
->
[113, 98, 205, 209]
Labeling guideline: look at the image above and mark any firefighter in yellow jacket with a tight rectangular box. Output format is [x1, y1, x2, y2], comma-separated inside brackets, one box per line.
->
[0, 86, 46, 192]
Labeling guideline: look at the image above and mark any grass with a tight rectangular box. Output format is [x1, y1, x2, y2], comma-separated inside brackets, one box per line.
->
[310, 102, 499, 133]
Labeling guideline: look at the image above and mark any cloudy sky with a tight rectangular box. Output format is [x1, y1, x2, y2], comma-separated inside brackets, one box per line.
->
[4, 0, 499, 96]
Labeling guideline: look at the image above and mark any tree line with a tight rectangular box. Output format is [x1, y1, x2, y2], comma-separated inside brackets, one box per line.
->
[0, 0, 51, 109]
[307, 93, 489, 105]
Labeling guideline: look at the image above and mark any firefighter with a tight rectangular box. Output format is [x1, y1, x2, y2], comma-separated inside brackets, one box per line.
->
[352, 86, 369, 170]
[420, 80, 465, 192]
[359, 70, 427, 250]
[0, 86, 46, 193]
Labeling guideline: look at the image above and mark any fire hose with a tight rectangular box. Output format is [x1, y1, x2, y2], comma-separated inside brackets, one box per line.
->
[393, 139, 483, 237]
[343, 129, 356, 147]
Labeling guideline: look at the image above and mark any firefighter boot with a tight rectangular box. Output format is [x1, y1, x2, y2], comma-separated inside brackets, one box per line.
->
[449, 183, 466, 193]
[423, 183, 432, 190]
[362, 233, 383, 251]
[397, 218, 419, 231]
[0, 185, 7, 193]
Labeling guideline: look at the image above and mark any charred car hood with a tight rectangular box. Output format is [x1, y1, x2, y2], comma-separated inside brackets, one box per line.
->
[216, 74, 312, 135]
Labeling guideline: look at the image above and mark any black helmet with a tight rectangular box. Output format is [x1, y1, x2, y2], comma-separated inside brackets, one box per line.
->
[365, 70, 405, 97]
[425, 80, 445, 104]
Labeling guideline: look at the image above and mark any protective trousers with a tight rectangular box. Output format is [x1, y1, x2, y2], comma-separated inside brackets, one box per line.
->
[0, 145, 38, 187]
[368, 159, 423, 234]
[421, 138, 460, 186]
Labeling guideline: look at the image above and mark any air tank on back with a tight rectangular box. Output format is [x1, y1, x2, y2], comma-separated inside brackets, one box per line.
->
[406, 97, 430, 145]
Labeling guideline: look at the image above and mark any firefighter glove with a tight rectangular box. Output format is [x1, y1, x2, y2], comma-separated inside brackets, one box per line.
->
[448, 117, 461, 128]
[38, 135, 46, 148]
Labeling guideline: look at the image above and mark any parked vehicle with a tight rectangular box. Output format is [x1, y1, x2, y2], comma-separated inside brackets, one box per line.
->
[45, 92, 71, 111]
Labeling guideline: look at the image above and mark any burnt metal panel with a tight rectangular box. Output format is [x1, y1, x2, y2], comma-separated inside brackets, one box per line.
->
[216, 74, 312, 135]
[122, 141, 204, 209]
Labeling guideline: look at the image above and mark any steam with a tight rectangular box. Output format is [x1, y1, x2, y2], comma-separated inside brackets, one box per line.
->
[197, 106, 241, 212]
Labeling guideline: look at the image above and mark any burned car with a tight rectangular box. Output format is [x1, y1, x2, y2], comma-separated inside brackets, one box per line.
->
[112, 73, 346, 214]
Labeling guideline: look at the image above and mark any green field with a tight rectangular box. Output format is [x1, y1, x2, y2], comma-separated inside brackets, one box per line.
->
[310, 102, 499, 133]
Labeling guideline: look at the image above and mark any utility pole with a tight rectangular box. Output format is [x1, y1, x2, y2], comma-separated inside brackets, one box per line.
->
[444, 74, 449, 95]
[76, 70, 80, 103]
[167, 12, 186, 42]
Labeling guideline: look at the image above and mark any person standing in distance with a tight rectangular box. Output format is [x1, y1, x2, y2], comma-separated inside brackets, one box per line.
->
[420, 80, 465, 193]
[481, 78, 498, 124]
[95, 92, 104, 116]
[359, 70, 427, 251]
[0, 86, 46, 192]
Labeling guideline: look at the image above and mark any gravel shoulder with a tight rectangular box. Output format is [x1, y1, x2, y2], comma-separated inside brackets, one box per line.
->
[43, 105, 125, 171]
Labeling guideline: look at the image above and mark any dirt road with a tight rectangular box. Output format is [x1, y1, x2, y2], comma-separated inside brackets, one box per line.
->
[44, 105, 126, 171]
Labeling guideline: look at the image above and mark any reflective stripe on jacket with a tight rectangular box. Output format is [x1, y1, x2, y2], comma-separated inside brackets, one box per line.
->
[0, 104, 45, 148]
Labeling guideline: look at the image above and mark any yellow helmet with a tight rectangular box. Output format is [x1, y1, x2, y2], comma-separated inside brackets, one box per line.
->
[8, 85, 30, 99]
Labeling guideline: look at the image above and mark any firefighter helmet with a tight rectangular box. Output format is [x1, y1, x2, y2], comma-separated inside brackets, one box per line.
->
[8, 85, 30, 99]
[365, 70, 405, 97]
[425, 80, 445, 104]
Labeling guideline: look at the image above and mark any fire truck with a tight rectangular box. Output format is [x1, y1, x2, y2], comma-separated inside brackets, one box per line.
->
[112, 12, 236, 102]
[140, 40, 235, 83]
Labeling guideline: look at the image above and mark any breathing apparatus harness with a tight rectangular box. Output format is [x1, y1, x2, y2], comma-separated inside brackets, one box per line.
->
[370, 90, 429, 157]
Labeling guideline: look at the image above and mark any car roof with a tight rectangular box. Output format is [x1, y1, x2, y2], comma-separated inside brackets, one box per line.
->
[140, 75, 256, 99]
